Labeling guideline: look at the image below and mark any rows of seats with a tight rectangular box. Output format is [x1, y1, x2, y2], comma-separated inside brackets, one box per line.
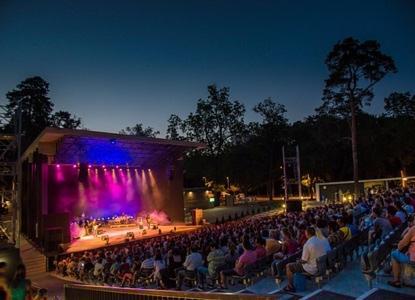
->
[360, 221, 409, 288]
[273, 227, 370, 290]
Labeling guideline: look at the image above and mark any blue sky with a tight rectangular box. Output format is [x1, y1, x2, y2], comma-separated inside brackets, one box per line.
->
[0, 0, 414, 135]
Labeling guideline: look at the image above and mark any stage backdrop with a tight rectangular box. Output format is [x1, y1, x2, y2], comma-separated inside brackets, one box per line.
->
[47, 163, 183, 221]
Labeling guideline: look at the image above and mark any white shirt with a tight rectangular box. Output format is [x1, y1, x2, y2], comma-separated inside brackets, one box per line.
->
[141, 258, 154, 269]
[302, 236, 330, 275]
[183, 252, 203, 271]
[93, 262, 104, 276]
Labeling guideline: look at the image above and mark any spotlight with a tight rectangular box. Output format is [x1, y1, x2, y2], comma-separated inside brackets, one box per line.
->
[88, 164, 92, 168]
[110, 139, 116, 144]
[56, 164, 60, 168]
[72, 164, 77, 168]
[116, 165, 119, 169]
[148, 168, 151, 171]
[102, 165, 105, 168]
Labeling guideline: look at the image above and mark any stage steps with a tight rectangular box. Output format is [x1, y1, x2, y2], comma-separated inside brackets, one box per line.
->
[19, 236, 47, 278]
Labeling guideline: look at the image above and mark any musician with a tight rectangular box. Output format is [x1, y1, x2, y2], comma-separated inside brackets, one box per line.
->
[146, 214, 152, 228]
[92, 219, 99, 237]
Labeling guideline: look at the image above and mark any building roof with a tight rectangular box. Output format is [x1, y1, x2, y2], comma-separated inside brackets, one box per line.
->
[22, 127, 204, 167]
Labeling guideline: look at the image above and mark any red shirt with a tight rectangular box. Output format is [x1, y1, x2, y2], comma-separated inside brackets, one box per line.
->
[286, 239, 300, 255]
[388, 215, 402, 228]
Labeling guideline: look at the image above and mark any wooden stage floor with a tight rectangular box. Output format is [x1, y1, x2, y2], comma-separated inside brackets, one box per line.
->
[65, 223, 200, 254]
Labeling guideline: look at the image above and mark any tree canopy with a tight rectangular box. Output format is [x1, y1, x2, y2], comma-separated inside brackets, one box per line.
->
[119, 123, 160, 138]
[3, 76, 82, 148]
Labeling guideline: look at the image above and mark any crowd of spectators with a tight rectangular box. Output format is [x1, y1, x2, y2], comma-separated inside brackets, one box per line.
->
[54, 187, 415, 292]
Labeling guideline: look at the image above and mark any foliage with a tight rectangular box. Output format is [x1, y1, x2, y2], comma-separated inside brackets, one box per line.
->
[384, 92, 415, 118]
[318, 37, 397, 117]
[181, 84, 246, 156]
[317, 37, 396, 194]
[119, 123, 160, 137]
[50, 110, 81, 129]
[166, 114, 186, 140]
[3, 76, 82, 148]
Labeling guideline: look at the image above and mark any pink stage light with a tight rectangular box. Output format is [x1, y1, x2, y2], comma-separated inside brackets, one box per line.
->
[72, 164, 77, 168]
[116, 165, 119, 169]
[88, 164, 92, 168]
[56, 164, 60, 168]
[102, 165, 106, 168]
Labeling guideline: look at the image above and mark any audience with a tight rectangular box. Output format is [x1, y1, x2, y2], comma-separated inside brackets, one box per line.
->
[51, 186, 415, 292]
[388, 214, 415, 288]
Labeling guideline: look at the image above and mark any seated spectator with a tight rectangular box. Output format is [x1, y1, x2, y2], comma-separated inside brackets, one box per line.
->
[264, 230, 280, 255]
[197, 243, 225, 288]
[284, 227, 330, 292]
[327, 221, 343, 247]
[316, 219, 329, 238]
[140, 252, 154, 271]
[403, 198, 414, 214]
[388, 215, 415, 288]
[176, 246, 203, 290]
[271, 228, 299, 276]
[153, 251, 166, 288]
[370, 206, 393, 242]
[11, 264, 30, 300]
[346, 214, 360, 236]
[395, 201, 408, 223]
[254, 236, 267, 260]
[33, 288, 47, 300]
[220, 240, 256, 289]
[297, 224, 308, 246]
[338, 217, 352, 241]
[93, 258, 104, 279]
[387, 206, 402, 228]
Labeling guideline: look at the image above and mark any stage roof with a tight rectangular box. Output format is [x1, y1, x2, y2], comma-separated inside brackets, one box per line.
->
[22, 127, 205, 167]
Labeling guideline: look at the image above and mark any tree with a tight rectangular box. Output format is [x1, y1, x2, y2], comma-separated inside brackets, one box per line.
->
[120, 123, 160, 137]
[166, 114, 185, 140]
[384, 92, 415, 118]
[50, 110, 82, 129]
[318, 37, 397, 196]
[252, 98, 288, 200]
[5, 76, 54, 147]
[183, 84, 246, 156]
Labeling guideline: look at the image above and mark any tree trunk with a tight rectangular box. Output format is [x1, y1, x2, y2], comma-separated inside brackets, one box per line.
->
[350, 102, 359, 198]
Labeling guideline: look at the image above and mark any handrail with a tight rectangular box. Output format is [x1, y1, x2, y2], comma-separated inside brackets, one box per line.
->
[64, 283, 277, 300]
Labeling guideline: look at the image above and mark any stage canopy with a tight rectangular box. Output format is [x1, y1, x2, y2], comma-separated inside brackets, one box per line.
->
[22, 127, 204, 168]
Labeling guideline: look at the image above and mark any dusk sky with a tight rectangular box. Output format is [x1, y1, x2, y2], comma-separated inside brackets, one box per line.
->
[1, 0, 414, 135]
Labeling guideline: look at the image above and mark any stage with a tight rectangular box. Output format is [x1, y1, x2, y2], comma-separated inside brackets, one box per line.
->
[65, 223, 200, 254]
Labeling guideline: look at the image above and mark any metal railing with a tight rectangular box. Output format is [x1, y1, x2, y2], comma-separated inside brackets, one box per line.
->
[64, 284, 277, 300]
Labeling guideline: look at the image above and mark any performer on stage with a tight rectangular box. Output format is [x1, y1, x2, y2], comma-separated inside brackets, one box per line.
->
[92, 219, 99, 237]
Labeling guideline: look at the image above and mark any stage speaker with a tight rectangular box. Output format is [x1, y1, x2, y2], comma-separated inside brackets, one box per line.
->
[286, 200, 302, 212]
[43, 212, 70, 252]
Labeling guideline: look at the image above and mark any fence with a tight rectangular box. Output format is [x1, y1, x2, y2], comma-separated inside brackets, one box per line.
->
[64, 284, 277, 300]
